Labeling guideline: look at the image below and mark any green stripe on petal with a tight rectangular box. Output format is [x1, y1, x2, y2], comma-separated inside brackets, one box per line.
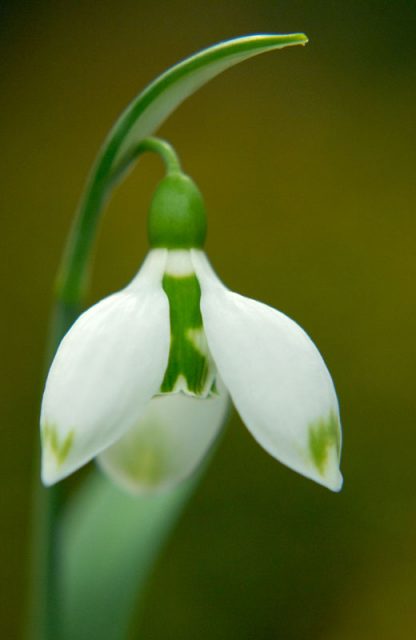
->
[160, 274, 216, 397]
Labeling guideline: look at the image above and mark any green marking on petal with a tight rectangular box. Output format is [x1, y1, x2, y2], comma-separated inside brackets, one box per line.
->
[161, 274, 216, 396]
[106, 419, 170, 489]
[42, 423, 74, 466]
[308, 411, 341, 474]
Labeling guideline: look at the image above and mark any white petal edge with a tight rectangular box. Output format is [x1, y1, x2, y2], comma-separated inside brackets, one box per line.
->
[40, 249, 170, 485]
[97, 380, 230, 494]
[191, 250, 343, 492]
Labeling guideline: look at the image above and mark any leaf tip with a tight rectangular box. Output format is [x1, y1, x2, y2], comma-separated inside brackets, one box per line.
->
[291, 32, 309, 46]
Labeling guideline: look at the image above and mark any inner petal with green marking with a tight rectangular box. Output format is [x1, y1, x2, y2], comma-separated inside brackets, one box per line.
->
[160, 252, 217, 397]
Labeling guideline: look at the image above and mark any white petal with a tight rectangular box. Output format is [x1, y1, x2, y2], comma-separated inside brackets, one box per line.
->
[40, 250, 170, 485]
[191, 251, 342, 492]
[97, 381, 230, 494]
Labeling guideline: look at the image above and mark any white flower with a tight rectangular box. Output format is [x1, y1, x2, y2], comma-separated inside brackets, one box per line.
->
[41, 247, 342, 494]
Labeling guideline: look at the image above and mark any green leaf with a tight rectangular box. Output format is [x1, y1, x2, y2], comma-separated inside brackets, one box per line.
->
[56, 33, 307, 305]
[61, 470, 196, 640]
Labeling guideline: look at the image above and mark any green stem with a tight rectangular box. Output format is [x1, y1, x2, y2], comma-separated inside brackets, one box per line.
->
[28, 482, 64, 640]
[109, 137, 182, 184]
[30, 138, 179, 639]
[56, 137, 181, 307]
[28, 300, 80, 640]
[28, 34, 308, 639]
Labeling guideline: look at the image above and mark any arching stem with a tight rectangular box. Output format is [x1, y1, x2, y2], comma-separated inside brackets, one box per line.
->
[110, 137, 182, 184]
[56, 137, 183, 307]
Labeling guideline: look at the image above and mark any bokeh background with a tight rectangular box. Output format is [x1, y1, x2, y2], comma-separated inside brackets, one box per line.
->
[2, 1, 416, 638]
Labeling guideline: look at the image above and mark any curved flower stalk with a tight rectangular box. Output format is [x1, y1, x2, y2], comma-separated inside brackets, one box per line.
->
[41, 154, 342, 493]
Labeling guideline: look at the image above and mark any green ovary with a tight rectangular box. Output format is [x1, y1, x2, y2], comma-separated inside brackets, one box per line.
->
[308, 411, 341, 474]
[42, 423, 74, 466]
[160, 274, 216, 397]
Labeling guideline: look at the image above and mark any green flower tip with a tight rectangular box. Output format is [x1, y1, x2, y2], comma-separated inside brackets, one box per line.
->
[147, 172, 207, 249]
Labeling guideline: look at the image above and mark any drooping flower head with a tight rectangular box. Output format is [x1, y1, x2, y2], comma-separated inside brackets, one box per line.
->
[41, 147, 342, 493]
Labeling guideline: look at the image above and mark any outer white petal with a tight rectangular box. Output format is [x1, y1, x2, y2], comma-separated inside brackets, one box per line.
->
[97, 380, 230, 493]
[191, 251, 343, 492]
[40, 250, 170, 485]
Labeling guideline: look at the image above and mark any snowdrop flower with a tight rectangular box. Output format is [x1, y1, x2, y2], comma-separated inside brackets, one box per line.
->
[41, 168, 342, 494]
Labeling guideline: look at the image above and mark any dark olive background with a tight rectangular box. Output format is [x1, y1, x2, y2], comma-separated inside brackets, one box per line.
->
[2, 1, 416, 638]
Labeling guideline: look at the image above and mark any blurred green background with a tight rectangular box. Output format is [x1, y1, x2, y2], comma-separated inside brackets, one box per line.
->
[2, 1, 416, 638]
